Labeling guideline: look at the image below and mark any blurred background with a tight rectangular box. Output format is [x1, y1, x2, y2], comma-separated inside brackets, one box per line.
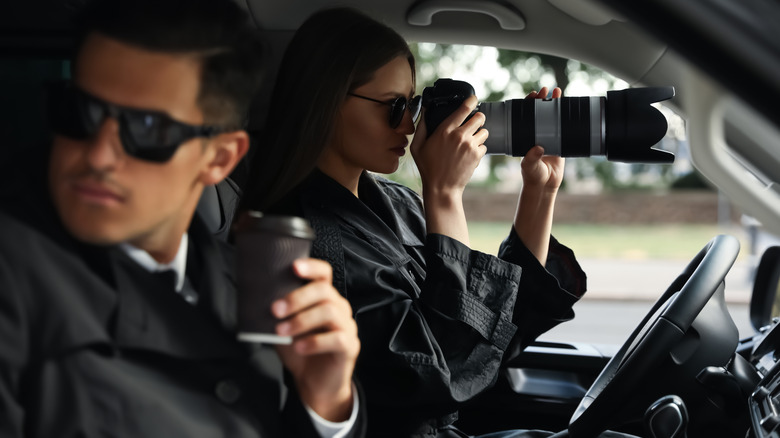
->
[380, 43, 780, 344]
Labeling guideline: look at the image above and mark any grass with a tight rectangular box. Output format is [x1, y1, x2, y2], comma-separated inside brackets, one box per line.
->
[467, 222, 750, 260]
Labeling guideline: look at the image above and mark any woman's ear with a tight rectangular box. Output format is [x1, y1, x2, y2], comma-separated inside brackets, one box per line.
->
[199, 130, 250, 186]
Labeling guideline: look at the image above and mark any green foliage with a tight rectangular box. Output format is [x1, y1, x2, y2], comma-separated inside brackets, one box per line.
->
[593, 159, 617, 189]
[469, 222, 745, 260]
[387, 43, 687, 193]
[670, 170, 714, 190]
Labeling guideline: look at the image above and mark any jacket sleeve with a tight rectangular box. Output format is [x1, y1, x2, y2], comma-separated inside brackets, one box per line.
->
[281, 375, 367, 438]
[306, 177, 587, 429]
[497, 227, 586, 358]
[347, 229, 585, 421]
[347, 230, 524, 423]
[0, 248, 28, 437]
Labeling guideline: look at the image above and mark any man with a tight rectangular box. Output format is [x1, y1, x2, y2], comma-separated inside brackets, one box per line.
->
[0, 0, 363, 436]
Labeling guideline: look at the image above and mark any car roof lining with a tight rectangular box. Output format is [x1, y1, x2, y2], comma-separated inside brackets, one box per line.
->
[0, 0, 672, 96]
[247, 0, 668, 86]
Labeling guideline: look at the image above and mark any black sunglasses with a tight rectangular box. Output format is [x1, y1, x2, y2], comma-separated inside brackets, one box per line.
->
[46, 81, 224, 163]
[349, 93, 422, 129]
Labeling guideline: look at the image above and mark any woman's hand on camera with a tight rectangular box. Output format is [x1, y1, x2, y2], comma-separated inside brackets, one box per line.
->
[514, 86, 564, 264]
[411, 95, 487, 245]
[411, 95, 488, 197]
[521, 87, 565, 193]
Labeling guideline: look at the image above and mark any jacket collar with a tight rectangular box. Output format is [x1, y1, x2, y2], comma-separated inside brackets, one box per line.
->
[302, 169, 424, 250]
[111, 215, 246, 360]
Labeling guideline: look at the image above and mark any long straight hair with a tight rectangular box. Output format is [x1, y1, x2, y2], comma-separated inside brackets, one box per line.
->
[241, 7, 415, 212]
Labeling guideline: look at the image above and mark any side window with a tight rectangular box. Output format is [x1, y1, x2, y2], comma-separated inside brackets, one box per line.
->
[381, 44, 755, 343]
[0, 58, 71, 192]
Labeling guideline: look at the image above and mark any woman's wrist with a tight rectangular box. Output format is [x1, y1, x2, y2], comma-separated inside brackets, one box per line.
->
[520, 181, 560, 202]
[422, 186, 464, 211]
[422, 188, 470, 245]
[514, 186, 558, 265]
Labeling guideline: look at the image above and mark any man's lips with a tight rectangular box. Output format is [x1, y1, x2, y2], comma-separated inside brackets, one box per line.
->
[71, 180, 126, 204]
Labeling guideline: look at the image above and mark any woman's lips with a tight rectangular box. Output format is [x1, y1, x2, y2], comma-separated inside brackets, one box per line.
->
[392, 147, 406, 156]
[392, 140, 408, 156]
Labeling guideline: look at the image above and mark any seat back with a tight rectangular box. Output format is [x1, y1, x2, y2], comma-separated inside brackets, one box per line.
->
[196, 178, 242, 241]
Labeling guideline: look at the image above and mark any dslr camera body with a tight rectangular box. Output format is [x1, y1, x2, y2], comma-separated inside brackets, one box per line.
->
[422, 78, 675, 163]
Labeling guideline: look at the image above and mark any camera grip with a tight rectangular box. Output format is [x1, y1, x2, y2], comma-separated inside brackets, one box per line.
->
[422, 78, 476, 135]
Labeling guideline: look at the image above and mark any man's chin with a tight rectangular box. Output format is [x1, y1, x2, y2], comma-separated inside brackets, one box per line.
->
[60, 216, 129, 247]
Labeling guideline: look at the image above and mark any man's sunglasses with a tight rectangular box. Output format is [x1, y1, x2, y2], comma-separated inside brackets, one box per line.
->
[46, 81, 224, 163]
[349, 93, 422, 129]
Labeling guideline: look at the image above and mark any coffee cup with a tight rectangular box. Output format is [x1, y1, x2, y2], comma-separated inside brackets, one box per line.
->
[233, 211, 315, 344]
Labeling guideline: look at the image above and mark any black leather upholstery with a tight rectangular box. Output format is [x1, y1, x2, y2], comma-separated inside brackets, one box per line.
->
[196, 178, 242, 241]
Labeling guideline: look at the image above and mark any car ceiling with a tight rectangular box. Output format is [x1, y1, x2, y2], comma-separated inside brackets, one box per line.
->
[239, 0, 780, 236]
[2, 0, 779, 234]
[1, 0, 774, 123]
[247, 0, 672, 88]
[0, 0, 706, 117]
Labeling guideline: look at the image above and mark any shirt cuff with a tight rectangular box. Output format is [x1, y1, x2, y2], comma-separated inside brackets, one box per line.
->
[304, 383, 359, 438]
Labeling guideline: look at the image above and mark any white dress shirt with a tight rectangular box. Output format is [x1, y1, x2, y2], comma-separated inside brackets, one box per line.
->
[119, 233, 358, 438]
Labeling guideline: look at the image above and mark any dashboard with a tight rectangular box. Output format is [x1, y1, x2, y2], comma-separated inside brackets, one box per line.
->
[750, 320, 780, 437]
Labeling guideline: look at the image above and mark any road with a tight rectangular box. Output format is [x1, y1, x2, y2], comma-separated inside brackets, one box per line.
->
[539, 300, 752, 345]
[537, 257, 756, 345]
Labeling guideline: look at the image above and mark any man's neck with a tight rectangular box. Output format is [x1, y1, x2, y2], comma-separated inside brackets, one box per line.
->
[120, 233, 189, 291]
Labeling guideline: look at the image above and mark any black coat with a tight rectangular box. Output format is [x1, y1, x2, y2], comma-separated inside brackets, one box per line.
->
[268, 170, 586, 437]
[0, 194, 365, 437]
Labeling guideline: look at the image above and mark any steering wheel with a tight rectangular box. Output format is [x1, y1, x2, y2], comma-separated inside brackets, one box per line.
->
[567, 234, 740, 437]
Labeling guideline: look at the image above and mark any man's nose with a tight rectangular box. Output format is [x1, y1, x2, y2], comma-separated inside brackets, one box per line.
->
[84, 117, 125, 170]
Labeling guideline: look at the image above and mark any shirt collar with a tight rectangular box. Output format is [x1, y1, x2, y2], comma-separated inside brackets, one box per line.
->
[119, 233, 189, 292]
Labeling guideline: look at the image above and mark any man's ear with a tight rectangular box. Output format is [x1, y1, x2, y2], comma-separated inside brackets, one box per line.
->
[199, 130, 250, 186]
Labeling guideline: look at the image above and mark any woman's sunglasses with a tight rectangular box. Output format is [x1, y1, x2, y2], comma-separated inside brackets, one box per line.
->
[349, 93, 422, 129]
[46, 81, 224, 163]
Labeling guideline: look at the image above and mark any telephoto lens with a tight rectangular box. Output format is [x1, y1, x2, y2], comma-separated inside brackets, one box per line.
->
[422, 78, 675, 164]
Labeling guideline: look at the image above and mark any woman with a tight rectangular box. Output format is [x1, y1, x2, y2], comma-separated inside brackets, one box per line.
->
[242, 7, 588, 438]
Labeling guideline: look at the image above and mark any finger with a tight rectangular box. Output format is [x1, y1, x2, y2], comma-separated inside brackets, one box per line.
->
[276, 298, 352, 338]
[473, 127, 489, 147]
[529, 145, 545, 157]
[442, 95, 479, 130]
[272, 280, 340, 319]
[551, 87, 563, 99]
[525, 90, 537, 99]
[292, 258, 332, 283]
[475, 143, 488, 161]
[542, 155, 565, 168]
[292, 329, 360, 356]
[537, 87, 549, 99]
[460, 110, 485, 135]
[410, 107, 428, 153]
[522, 145, 545, 165]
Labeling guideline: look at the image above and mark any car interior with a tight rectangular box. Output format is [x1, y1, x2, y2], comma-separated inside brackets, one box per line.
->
[2, 0, 780, 437]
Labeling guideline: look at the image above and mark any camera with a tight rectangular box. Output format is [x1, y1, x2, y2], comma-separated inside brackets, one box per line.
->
[421, 78, 675, 163]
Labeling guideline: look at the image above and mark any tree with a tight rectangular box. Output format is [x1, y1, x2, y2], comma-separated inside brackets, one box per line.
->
[391, 43, 684, 193]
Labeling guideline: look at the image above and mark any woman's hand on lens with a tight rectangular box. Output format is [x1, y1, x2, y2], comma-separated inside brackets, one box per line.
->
[411, 95, 488, 197]
[522, 87, 565, 192]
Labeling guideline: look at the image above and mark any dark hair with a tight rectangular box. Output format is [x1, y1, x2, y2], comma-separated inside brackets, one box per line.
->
[72, 0, 265, 130]
[241, 7, 414, 211]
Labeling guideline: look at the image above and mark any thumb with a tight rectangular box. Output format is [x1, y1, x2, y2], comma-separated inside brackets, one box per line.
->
[410, 107, 428, 155]
[522, 145, 545, 165]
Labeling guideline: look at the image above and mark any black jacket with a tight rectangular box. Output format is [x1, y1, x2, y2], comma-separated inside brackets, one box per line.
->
[0, 193, 366, 437]
[269, 170, 586, 437]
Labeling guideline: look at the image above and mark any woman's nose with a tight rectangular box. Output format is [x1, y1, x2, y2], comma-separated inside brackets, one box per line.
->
[396, 107, 417, 135]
